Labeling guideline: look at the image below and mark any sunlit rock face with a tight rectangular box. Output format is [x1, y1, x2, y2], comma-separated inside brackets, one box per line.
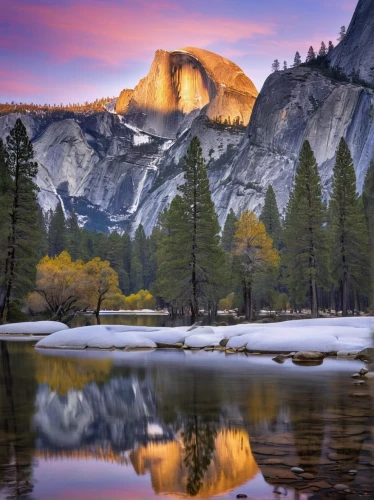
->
[116, 47, 258, 138]
[328, 0, 374, 85]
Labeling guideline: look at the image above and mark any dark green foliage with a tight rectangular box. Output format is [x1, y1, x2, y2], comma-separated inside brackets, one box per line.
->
[318, 41, 327, 58]
[66, 210, 81, 260]
[48, 202, 66, 257]
[221, 209, 238, 253]
[293, 51, 301, 67]
[306, 46, 316, 63]
[363, 160, 374, 312]
[0, 139, 12, 283]
[130, 224, 150, 292]
[260, 185, 282, 248]
[0, 119, 40, 320]
[329, 139, 370, 316]
[105, 232, 129, 293]
[282, 141, 327, 317]
[36, 207, 48, 260]
[155, 137, 226, 320]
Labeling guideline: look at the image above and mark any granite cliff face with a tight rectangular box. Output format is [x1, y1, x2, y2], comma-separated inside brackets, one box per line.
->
[1, 2, 374, 235]
[211, 67, 374, 224]
[116, 47, 258, 138]
[328, 0, 374, 85]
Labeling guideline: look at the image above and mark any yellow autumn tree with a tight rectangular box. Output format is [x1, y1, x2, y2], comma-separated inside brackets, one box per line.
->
[28, 251, 85, 319]
[83, 257, 121, 322]
[28, 252, 121, 322]
[123, 289, 156, 310]
[233, 211, 280, 321]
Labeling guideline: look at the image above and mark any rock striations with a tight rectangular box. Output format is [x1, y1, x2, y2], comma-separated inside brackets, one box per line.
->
[328, 0, 374, 85]
[0, 0, 374, 234]
[115, 47, 258, 138]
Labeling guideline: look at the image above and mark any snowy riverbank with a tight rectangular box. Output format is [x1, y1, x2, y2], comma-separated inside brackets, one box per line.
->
[27, 317, 374, 356]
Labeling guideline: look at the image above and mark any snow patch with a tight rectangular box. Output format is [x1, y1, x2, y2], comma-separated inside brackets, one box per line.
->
[0, 321, 69, 335]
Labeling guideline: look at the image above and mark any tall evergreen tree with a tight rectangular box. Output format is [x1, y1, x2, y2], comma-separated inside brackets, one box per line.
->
[363, 161, 374, 313]
[293, 52, 302, 67]
[36, 207, 48, 260]
[306, 46, 316, 63]
[155, 137, 226, 321]
[318, 41, 327, 58]
[121, 233, 132, 295]
[283, 61, 288, 71]
[105, 232, 128, 293]
[221, 209, 238, 253]
[130, 224, 150, 292]
[328, 41, 334, 53]
[0, 119, 40, 321]
[271, 59, 280, 72]
[259, 185, 282, 249]
[329, 138, 369, 316]
[0, 139, 12, 296]
[48, 202, 66, 257]
[282, 141, 327, 317]
[66, 209, 81, 260]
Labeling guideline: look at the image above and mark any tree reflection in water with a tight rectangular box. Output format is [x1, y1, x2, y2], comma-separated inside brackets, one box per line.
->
[0, 342, 36, 499]
[1, 343, 374, 499]
[182, 415, 217, 496]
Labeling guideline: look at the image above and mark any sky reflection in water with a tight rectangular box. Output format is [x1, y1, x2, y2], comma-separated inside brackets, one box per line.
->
[0, 341, 373, 499]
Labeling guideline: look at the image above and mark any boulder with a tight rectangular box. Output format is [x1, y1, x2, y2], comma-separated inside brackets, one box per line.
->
[293, 351, 325, 361]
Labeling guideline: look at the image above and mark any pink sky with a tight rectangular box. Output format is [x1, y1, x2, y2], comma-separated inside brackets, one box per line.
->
[0, 0, 356, 104]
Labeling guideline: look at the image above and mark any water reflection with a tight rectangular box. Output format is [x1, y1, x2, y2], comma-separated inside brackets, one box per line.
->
[0, 342, 374, 499]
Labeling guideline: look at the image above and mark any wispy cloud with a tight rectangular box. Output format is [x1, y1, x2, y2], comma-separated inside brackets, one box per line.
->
[2, 0, 275, 67]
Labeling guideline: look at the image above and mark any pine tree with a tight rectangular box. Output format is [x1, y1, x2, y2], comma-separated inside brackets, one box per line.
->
[293, 52, 302, 67]
[271, 59, 280, 72]
[306, 46, 316, 63]
[260, 185, 282, 249]
[155, 137, 226, 321]
[282, 141, 327, 317]
[105, 232, 128, 293]
[338, 26, 346, 42]
[130, 224, 150, 292]
[48, 202, 66, 257]
[318, 41, 327, 58]
[36, 207, 48, 260]
[66, 210, 81, 260]
[363, 161, 374, 313]
[221, 209, 239, 253]
[121, 233, 132, 295]
[328, 41, 334, 53]
[0, 139, 12, 293]
[329, 138, 369, 316]
[0, 119, 40, 321]
[283, 61, 288, 71]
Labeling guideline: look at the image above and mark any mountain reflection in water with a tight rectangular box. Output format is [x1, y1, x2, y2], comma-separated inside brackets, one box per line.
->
[0, 341, 374, 499]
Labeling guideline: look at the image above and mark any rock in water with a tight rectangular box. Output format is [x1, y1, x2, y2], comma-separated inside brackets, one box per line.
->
[293, 351, 325, 361]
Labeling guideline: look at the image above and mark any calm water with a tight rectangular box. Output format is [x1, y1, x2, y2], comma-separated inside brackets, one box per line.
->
[0, 341, 374, 500]
[69, 313, 239, 328]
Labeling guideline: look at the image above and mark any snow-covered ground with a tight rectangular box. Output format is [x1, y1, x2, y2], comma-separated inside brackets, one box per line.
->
[0, 321, 68, 335]
[30, 317, 374, 353]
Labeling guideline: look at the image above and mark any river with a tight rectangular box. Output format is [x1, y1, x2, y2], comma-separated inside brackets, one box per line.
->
[0, 339, 373, 499]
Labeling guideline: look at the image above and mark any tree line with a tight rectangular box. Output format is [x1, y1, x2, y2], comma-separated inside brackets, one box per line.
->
[0, 97, 116, 117]
[271, 26, 346, 73]
[0, 119, 373, 323]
